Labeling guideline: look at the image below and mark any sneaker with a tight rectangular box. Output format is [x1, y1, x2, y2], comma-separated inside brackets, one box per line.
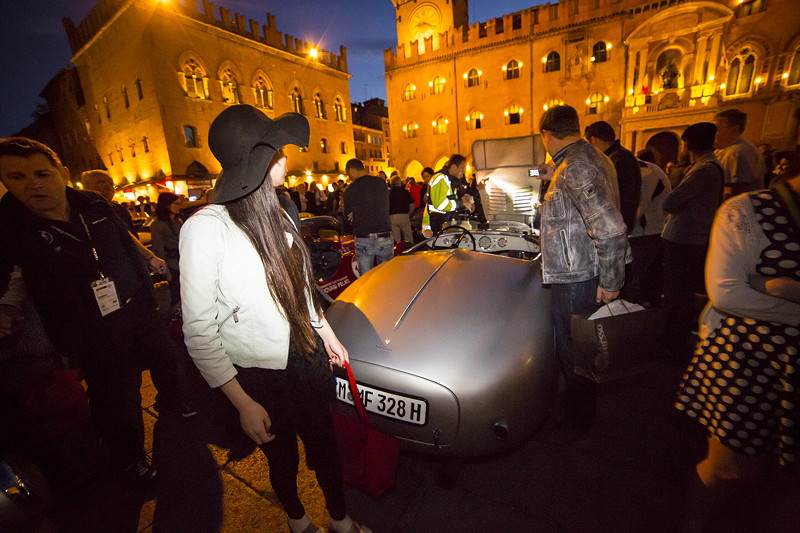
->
[124, 459, 158, 484]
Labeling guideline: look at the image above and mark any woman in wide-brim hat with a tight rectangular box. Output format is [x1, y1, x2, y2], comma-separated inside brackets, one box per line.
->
[179, 105, 371, 533]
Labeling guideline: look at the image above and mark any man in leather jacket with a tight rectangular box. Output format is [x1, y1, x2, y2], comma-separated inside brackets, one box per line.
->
[534, 105, 629, 433]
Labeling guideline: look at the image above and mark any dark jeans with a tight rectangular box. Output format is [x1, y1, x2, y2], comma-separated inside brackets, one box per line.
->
[80, 293, 186, 466]
[234, 365, 346, 521]
[550, 277, 601, 425]
[429, 212, 449, 235]
[662, 240, 707, 357]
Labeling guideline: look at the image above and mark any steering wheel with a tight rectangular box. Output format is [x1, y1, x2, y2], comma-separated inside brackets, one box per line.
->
[430, 225, 477, 251]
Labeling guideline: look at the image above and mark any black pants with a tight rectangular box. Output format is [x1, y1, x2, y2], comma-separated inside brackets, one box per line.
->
[662, 240, 707, 357]
[80, 294, 185, 466]
[429, 212, 449, 235]
[621, 235, 664, 306]
[234, 365, 346, 521]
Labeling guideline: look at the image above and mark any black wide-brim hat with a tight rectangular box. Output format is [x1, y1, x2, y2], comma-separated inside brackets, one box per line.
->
[207, 105, 309, 203]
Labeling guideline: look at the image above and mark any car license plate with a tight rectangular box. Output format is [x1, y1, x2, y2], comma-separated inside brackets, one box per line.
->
[335, 377, 428, 426]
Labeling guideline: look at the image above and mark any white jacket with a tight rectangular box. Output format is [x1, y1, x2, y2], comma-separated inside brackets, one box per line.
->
[179, 204, 320, 388]
[699, 192, 800, 339]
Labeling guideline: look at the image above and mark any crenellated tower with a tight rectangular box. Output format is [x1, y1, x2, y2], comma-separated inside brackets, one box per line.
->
[392, 0, 468, 56]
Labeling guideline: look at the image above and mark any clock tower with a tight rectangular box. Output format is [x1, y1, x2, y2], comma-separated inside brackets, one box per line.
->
[393, 0, 468, 55]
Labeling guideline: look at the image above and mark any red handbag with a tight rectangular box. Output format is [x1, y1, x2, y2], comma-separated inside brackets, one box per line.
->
[332, 362, 400, 498]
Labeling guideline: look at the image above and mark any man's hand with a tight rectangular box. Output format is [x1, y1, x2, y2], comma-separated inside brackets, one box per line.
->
[532, 164, 555, 180]
[422, 229, 433, 239]
[462, 193, 475, 213]
[148, 256, 168, 275]
[596, 287, 620, 305]
[0, 305, 24, 338]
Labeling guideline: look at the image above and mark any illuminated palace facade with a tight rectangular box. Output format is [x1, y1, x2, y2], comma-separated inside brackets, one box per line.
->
[51, 0, 353, 197]
[386, 0, 800, 177]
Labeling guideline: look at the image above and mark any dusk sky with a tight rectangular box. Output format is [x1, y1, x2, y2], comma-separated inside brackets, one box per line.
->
[0, 0, 548, 137]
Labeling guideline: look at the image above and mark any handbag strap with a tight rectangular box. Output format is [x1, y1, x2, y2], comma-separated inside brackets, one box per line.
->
[343, 361, 370, 425]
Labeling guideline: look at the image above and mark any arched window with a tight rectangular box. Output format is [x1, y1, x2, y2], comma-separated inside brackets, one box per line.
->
[291, 88, 305, 115]
[403, 121, 418, 139]
[182, 58, 207, 99]
[504, 104, 522, 125]
[466, 110, 483, 130]
[320, 138, 328, 153]
[586, 92, 608, 114]
[465, 68, 482, 88]
[184, 125, 198, 148]
[430, 76, 446, 95]
[433, 116, 448, 135]
[592, 41, 609, 63]
[545, 51, 561, 73]
[333, 97, 346, 122]
[253, 76, 274, 109]
[542, 97, 564, 111]
[220, 68, 241, 104]
[403, 83, 417, 101]
[725, 48, 757, 96]
[788, 45, 800, 86]
[504, 59, 521, 80]
[314, 93, 326, 119]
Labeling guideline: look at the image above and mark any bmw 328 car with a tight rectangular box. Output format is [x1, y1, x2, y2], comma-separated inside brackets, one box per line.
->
[326, 136, 558, 457]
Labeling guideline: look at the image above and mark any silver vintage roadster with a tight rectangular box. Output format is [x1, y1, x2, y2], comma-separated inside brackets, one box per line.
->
[326, 136, 558, 457]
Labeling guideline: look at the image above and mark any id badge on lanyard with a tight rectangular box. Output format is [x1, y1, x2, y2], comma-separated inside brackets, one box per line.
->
[77, 214, 122, 316]
[91, 277, 121, 316]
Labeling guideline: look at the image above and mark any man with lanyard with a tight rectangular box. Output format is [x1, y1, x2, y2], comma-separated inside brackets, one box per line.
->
[533, 105, 629, 435]
[342, 158, 393, 274]
[0, 137, 192, 483]
[421, 154, 474, 238]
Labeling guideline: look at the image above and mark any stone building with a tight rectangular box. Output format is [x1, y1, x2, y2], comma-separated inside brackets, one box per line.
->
[351, 98, 393, 175]
[385, 0, 800, 176]
[51, 0, 353, 198]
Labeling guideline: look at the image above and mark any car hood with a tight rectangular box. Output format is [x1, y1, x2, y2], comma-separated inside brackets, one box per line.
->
[325, 249, 550, 388]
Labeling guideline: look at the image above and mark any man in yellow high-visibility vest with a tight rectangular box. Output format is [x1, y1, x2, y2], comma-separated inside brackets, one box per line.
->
[422, 154, 474, 238]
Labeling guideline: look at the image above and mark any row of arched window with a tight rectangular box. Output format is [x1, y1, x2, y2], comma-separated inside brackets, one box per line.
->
[402, 104, 526, 137]
[401, 60, 524, 101]
[543, 41, 611, 74]
[402, 91, 612, 138]
[180, 57, 347, 122]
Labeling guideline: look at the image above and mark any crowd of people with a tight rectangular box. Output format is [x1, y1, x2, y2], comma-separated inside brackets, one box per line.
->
[0, 100, 797, 532]
[535, 104, 799, 531]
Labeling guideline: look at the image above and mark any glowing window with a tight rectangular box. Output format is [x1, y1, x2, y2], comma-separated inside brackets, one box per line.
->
[433, 116, 448, 135]
[592, 42, 608, 63]
[586, 92, 608, 114]
[505, 59, 520, 80]
[504, 104, 522, 125]
[726, 48, 757, 96]
[403, 83, 417, 101]
[403, 121, 418, 139]
[314, 93, 326, 119]
[253, 77, 274, 109]
[545, 52, 561, 73]
[292, 88, 305, 115]
[466, 110, 483, 130]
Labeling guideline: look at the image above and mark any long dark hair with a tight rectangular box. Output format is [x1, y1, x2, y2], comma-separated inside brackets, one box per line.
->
[155, 192, 179, 221]
[225, 155, 320, 357]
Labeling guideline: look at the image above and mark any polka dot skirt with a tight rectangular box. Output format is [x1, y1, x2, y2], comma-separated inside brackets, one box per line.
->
[676, 191, 800, 464]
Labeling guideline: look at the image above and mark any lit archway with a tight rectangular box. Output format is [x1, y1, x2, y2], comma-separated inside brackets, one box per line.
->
[645, 131, 680, 169]
[404, 160, 424, 180]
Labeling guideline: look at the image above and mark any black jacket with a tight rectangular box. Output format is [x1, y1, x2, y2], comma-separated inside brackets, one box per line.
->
[605, 140, 642, 234]
[0, 188, 152, 353]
